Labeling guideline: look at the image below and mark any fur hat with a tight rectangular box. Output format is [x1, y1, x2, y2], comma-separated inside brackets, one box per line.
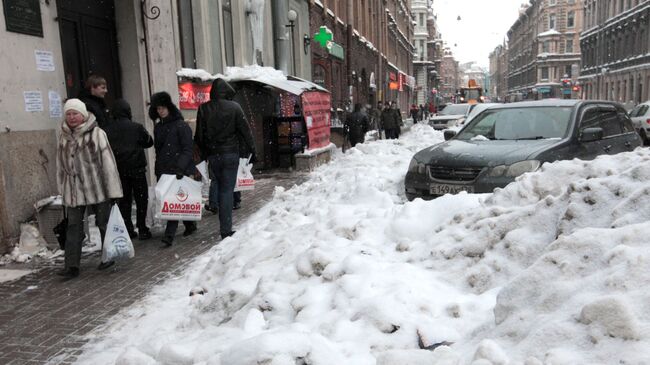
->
[149, 91, 180, 121]
[63, 98, 89, 119]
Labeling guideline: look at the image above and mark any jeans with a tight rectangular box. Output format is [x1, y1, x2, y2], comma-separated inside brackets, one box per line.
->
[64, 202, 110, 269]
[118, 172, 149, 233]
[209, 182, 241, 207]
[208, 152, 239, 235]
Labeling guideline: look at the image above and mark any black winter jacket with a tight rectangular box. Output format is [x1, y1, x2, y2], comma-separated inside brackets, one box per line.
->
[195, 78, 256, 160]
[345, 111, 369, 141]
[78, 90, 110, 129]
[103, 99, 153, 176]
[149, 92, 196, 177]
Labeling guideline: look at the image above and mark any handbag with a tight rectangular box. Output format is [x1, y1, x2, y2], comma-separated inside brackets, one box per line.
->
[53, 208, 67, 250]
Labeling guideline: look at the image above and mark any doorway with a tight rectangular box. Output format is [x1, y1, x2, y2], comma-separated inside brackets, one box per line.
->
[57, 0, 121, 103]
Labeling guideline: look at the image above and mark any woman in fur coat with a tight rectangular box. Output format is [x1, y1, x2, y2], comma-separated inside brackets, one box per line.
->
[56, 99, 123, 279]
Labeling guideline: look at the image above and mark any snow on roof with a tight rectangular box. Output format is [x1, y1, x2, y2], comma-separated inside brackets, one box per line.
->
[177, 65, 328, 95]
[538, 29, 561, 37]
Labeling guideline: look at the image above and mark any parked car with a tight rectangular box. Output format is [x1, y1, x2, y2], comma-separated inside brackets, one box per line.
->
[464, 103, 500, 125]
[428, 103, 476, 130]
[405, 100, 641, 201]
[628, 101, 650, 145]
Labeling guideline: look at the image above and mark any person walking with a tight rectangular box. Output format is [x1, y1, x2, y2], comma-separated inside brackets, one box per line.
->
[410, 104, 419, 123]
[345, 103, 369, 147]
[195, 78, 256, 240]
[104, 99, 154, 240]
[149, 91, 198, 247]
[78, 75, 110, 129]
[381, 102, 396, 139]
[56, 99, 123, 279]
[392, 101, 403, 138]
[370, 102, 383, 139]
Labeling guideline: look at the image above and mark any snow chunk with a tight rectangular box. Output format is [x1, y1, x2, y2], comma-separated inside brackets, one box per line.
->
[580, 296, 640, 340]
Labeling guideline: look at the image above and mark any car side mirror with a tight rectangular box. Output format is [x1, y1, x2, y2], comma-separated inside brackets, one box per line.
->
[444, 130, 457, 141]
[580, 127, 603, 142]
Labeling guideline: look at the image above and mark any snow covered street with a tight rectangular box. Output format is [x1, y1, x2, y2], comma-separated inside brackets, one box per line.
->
[77, 124, 650, 365]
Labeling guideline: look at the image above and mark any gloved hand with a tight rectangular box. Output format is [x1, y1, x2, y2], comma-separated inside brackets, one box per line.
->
[176, 173, 184, 180]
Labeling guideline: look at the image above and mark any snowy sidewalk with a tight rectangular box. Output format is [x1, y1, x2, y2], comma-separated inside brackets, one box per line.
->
[0, 172, 305, 365]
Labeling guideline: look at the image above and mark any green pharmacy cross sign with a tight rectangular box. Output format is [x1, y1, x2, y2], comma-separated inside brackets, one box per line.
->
[314, 26, 333, 48]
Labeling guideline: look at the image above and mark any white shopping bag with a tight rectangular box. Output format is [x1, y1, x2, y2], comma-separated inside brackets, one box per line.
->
[102, 204, 135, 262]
[155, 174, 203, 221]
[145, 186, 163, 228]
[234, 157, 255, 192]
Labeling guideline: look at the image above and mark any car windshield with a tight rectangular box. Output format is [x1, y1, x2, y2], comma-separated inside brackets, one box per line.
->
[455, 106, 573, 141]
[440, 104, 471, 116]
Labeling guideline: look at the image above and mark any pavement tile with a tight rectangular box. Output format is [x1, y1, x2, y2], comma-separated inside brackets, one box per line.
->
[0, 172, 305, 363]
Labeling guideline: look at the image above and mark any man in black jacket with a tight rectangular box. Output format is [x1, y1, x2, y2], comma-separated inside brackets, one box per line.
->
[345, 103, 369, 147]
[78, 75, 110, 129]
[104, 99, 154, 240]
[195, 78, 256, 239]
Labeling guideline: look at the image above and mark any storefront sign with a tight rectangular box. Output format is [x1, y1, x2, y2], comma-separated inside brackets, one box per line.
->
[314, 26, 333, 48]
[327, 42, 344, 60]
[3, 0, 43, 37]
[302, 91, 331, 149]
[178, 82, 211, 110]
[398, 73, 404, 92]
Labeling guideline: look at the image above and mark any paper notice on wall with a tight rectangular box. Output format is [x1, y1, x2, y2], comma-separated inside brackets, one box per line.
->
[49, 91, 62, 118]
[306, 116, 313, 128]
[24, 91, 43, 112]
[35, 50, 55, 71]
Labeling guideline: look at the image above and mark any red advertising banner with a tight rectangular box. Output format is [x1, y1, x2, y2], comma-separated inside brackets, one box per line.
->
[178, 82, 211, 110]
[301, 91, 331, 150]
[398, 73, 404, 92]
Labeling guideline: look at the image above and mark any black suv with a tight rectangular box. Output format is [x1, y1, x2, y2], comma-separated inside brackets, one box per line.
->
[405, 100, 641, 200]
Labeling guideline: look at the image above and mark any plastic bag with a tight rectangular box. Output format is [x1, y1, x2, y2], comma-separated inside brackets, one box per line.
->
[155, 174, 203, 221]
[234, 157, 255, 191]
[102, 204, 135, 262]
[145, 187, 163, 228]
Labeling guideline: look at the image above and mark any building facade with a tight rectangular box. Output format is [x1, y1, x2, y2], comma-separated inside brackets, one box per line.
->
[0, 0, 311, 252]
[580, 0, 650, 103]
[310, 0, 415, 113]
[439, 47, 460, 103]
[507, 0, 583, 100]
[412, 0, 434, 106]
[489, 43, 509, 101]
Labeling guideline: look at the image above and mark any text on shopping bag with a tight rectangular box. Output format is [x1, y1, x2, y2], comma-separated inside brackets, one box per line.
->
[234, 158, 255, 191]
[156, 175, 203, 221]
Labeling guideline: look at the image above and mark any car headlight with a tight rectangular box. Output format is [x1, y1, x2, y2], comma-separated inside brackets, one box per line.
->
[408, 158, 427, 174]
[488, 160, 541, 177]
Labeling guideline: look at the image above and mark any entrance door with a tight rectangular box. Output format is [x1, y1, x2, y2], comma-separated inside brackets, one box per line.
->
[57, 0, 121, 103]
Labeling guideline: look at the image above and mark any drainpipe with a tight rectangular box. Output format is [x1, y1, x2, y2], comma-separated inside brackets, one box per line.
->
[346, 1, 353, 107]
[272, 0, 290, 75]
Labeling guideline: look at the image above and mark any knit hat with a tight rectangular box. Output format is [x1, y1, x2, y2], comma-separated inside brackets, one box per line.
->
[63, 98, 89, 119]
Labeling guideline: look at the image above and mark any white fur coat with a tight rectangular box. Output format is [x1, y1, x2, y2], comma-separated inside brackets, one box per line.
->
[57, 114, 123, 207]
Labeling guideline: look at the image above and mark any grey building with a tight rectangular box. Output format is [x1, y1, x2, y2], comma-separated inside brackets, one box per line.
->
[580, 0, 650, 103]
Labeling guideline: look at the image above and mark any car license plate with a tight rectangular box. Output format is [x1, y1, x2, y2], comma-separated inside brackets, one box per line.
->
[430, 183, 474, 195]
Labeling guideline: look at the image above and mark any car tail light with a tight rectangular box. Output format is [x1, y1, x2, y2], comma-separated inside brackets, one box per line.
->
[646, 119, 650, 124]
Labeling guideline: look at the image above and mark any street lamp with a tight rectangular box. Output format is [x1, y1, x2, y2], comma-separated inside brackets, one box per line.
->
[286, 10, 297, 75]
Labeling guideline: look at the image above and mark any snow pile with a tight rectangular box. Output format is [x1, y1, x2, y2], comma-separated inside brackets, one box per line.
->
[177, 65, 287, 83]
[77, 123, 650, 365]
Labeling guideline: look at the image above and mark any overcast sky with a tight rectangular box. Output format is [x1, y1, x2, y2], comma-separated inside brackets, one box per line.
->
[433, 0, 527, 68]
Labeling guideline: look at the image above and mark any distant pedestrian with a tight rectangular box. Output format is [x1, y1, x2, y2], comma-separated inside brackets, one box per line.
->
[195, 78, 256, 240]
[149, 91, 199, 247]
[410, 104, 419, 123]
[419, 104, 427, 121]
[345, 103, 369, 147]
[392, 101, 403, 138]
[104, 99, 154, 240]
[370, 102, 383, 138]
[78, 75, 110, 129]
[381, 102, 398, 139]
[56, 99, 123, 279]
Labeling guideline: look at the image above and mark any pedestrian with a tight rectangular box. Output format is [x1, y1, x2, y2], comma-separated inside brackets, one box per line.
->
[78, 75, 110, 129]
[149, 91, 198, 247]
[392, 101, 403, 138]
[345, 103, 369, 147]
[410, 104, 419, 123]
[419, 104, 426, 121]
[370, 102, 383, 138]
[56, 99, 123, 279]
[194, 78, 256, 240]
[381, 102, 398, 139]
[104, 99, 154, 240]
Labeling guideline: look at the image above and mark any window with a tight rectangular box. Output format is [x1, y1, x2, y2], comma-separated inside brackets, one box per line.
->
[565, 65, 572, 77]
[567, 11, 575, 28]
[419, 13, 425, 27]
[566, 39, 574, 53]
[541, 67, 549, 80]
[549, 13, 556, 29]
[178, 1, 196, 68]
[549, 0, 556, 5]
[580, 109, 623, 138]
[222, 0, 235, 66]
[542, 40, 550, 53]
